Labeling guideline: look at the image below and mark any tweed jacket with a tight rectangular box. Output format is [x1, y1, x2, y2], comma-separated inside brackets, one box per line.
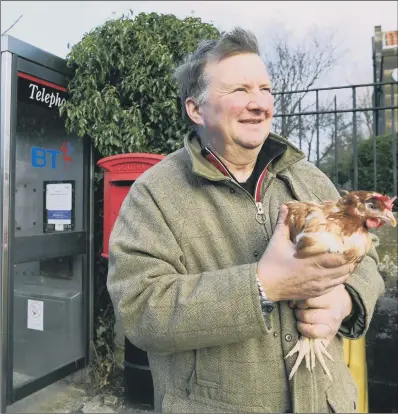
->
[107, 132, 385, 413]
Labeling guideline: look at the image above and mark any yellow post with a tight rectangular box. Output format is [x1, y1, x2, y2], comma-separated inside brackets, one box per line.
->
[343, 337, 368, 413]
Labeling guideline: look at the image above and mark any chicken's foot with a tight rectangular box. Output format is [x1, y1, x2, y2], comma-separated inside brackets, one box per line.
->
[285, 335, 334, 381]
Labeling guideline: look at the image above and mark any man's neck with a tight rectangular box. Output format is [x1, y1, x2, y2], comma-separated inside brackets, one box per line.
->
[212, 148, 259, 183]
[197, 131, 263, 182]
[218, 155, 255, 182]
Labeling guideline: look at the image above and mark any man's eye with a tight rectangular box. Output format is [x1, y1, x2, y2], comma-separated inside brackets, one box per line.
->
[234, 88, 246, 92]
[261, 88, 272, 94]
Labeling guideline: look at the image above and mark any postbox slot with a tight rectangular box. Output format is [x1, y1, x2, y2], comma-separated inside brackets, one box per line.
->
[111, 180, 135, 187]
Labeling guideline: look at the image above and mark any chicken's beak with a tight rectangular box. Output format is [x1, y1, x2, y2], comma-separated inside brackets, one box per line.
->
[383, 210, 397, 227]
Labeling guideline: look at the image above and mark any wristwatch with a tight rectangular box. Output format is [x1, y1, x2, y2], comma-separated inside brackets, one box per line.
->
[256, 277, 275, 315]
[259, 295, 275, 315]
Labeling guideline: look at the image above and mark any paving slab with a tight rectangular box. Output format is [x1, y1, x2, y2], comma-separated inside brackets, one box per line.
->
[5, 377, 154, 414]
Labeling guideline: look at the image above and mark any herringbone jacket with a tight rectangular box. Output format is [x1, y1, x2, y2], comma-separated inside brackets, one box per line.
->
[107, 132, 384, 413]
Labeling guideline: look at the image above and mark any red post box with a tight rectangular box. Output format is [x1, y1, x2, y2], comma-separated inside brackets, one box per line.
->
[97, 153, 164, 259]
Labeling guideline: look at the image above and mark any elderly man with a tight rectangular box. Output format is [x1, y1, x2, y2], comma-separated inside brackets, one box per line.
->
[107, 27, 384, 413]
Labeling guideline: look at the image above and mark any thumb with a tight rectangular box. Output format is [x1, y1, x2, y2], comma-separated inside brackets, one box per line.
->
[274, 204, 290, 240]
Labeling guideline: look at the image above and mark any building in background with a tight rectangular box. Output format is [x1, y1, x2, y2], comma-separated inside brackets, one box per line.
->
[372, 26, 398, 135]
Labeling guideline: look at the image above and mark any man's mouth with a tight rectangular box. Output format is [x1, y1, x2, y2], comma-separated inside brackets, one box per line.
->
[239, 119, 263, 124]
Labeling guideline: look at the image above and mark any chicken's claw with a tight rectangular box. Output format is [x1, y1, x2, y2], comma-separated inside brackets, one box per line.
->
[285, 336, 334, 381]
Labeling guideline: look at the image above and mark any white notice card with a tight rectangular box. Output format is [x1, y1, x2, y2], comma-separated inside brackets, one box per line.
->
[27, 299, 44, 331]
[46, 183, 72, 210]
[46, 183, 72, 227]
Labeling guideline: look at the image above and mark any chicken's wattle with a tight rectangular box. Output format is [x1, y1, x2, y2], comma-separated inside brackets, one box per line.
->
[366, 217, 383, 228]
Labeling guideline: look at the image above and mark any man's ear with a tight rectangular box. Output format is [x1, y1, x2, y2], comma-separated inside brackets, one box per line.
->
[185, 97, 204, 127]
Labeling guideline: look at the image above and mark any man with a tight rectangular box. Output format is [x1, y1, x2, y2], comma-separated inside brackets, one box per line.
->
[107, 27, 384, 413]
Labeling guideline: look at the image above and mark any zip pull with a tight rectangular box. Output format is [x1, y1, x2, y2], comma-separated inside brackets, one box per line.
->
[255, 202, 266, 224]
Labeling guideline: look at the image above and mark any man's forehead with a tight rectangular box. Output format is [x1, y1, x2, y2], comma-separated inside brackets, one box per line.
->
[205, 54, 270, 85]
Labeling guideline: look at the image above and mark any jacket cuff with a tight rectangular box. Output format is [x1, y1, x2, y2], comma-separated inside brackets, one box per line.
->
[338, 284, 366, 339]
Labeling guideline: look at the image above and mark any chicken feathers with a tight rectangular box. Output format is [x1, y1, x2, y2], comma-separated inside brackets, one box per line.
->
[283, 190, 397, 381]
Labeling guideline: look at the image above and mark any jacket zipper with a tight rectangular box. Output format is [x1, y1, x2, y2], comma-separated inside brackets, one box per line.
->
[202, 147, 270, 226]
[202, 148, 276, 331]
[253, 165, 269, 225]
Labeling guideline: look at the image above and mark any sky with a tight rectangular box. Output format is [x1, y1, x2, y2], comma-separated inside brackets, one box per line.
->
[1, 1, 397, 89]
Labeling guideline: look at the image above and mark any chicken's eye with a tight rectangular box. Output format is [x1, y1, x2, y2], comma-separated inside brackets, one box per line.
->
[365, 202, 377, 210]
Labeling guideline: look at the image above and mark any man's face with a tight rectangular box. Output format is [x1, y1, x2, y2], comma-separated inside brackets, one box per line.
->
[191, 53, 274, 154]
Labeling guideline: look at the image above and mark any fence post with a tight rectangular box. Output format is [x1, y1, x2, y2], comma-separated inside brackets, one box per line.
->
[372, 86, 377, 191]
[281, 94, 286, 137]
[298, 99, 302, 150]
[352, 87, 358, 190]
[334, 95, 339, 187]
[316, 90, 320, 167]
[391, 86, 397, 194]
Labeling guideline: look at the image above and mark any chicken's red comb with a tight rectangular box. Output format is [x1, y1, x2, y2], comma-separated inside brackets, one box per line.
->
[373, 194, 397, 210]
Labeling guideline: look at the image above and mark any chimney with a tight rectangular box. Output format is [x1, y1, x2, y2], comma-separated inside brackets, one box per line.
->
[372, 25, 383, 83]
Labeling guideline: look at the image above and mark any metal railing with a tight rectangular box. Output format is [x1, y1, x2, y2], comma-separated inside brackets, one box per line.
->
[272, 81, 398, 195]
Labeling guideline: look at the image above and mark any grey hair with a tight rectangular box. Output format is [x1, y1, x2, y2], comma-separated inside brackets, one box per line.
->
[173, 27, 260, 122]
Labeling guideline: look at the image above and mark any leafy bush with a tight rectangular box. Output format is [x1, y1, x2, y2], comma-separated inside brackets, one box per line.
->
[61, 11, 220, 157]
[356, 134, 397, 200]
[321, 134, 397, 211]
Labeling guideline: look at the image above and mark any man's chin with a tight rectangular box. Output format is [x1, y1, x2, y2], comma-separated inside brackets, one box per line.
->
[237, 134, 269, 150]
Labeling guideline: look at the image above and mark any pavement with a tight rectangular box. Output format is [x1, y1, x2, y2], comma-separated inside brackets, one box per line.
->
[5, 369, 155, 414]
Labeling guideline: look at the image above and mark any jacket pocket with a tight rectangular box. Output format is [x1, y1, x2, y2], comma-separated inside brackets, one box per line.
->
[161, 391, 267, 413]
[162, 392, 228, 413]
[326, 379, 358, 413]
[195, 347, 221, 388]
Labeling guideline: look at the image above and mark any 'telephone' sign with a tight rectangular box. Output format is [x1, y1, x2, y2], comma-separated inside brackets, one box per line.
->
[17, 71, 68, 110]
[28, 83, 66, 109]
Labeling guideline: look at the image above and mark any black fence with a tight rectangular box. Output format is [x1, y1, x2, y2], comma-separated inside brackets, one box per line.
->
[272, 81, 397, 197]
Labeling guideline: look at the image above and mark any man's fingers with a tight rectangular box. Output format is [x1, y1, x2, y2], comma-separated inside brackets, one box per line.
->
[324, 275, 351, 291]
[294, 301, 310, 310]
[274, 204, 290, 239]
[295, 308, 330, 324]
[320, 262, 353, 280]
[313, 253, 351, 269]
[297, 321, 335, 339]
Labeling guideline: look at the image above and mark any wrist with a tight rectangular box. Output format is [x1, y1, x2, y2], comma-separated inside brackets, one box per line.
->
[256, 262, 279, 302]
[256, 277, 275, 315]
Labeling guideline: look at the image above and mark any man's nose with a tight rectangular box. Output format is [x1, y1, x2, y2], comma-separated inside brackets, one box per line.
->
[246, 91, 274, 112]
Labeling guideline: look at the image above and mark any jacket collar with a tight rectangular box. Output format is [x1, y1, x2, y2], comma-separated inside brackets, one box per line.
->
[184, 131, 306, 182]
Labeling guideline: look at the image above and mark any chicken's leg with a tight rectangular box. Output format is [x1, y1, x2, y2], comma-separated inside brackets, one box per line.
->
[285, 335, 334, 380]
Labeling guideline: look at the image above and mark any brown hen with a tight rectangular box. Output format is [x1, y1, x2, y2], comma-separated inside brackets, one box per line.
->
[284, 190, 397, 381]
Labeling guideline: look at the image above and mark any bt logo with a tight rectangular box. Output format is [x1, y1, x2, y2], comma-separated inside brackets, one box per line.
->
[31, 142, 73, 169]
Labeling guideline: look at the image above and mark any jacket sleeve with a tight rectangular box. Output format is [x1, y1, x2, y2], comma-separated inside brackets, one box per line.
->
[106, 178, 267, 354]
[338, 232, 385, 339]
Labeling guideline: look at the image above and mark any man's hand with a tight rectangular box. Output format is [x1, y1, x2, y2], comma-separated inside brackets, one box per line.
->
[257, 205, 356, 302]
[292, 284, 353, 339]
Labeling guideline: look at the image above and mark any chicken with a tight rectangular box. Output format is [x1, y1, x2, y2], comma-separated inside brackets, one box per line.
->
[283, 190, 397, 381]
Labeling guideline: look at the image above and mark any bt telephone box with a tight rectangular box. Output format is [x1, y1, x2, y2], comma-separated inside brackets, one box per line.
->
[1, 36, 94, 411]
